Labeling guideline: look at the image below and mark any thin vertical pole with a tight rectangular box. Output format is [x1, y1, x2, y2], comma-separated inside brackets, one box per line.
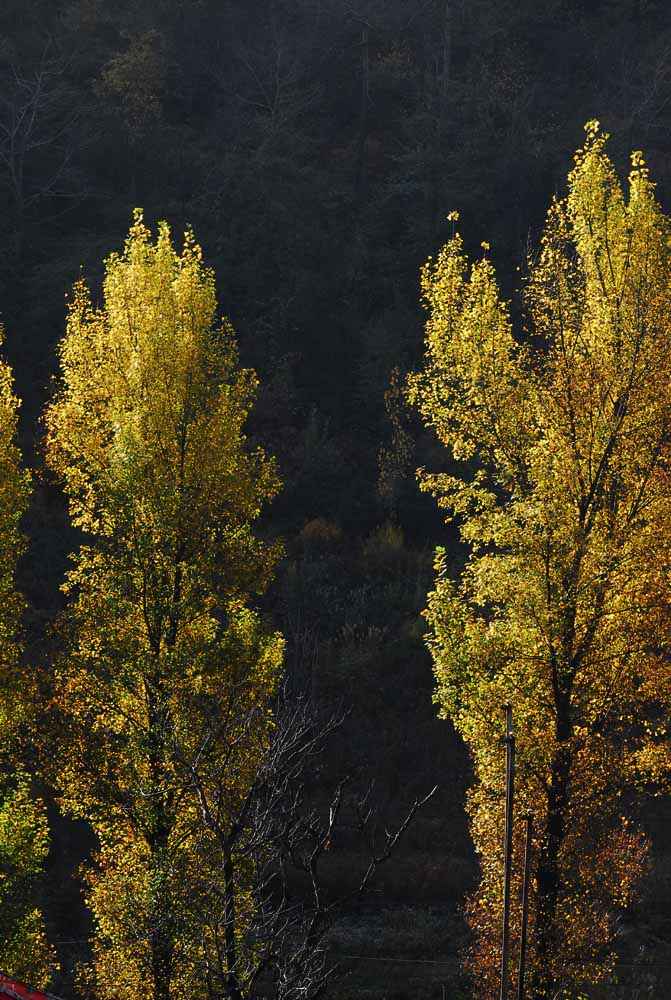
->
[517, 812, 533, 1000]
[500, 703, 515, 1000]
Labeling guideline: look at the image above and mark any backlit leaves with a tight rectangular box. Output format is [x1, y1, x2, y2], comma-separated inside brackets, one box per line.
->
[411, 123, 671, 997]
[46, 214, 283, 1000]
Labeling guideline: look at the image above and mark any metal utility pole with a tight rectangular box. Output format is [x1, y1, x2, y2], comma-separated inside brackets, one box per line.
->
[517, 812, 533, 1000]
[500, 703, 515, 1000]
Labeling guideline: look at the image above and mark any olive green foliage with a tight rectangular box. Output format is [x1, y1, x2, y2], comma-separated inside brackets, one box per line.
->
[0, 331, 53, 985]
[0, 777, 53, 984]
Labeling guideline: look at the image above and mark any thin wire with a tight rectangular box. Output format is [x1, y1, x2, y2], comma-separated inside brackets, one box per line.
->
[53, 944, 671, 973]
[333, 954, 459, 967]
[332, 953, 671, 971]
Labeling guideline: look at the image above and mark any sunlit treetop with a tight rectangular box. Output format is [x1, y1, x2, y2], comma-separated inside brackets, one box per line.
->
[46, 211, 281, 632]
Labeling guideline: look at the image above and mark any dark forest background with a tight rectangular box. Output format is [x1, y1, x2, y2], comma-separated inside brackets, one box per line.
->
[3, 1, 671, 997]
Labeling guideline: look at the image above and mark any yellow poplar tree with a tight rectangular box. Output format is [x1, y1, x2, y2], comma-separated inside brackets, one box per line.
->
[409, 123, 671, 999]
[45, 213, 283, 1000]
[0, 329, 53, 985]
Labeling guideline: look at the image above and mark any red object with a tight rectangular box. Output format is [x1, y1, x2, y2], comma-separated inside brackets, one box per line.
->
[0, 974, 62, 1000]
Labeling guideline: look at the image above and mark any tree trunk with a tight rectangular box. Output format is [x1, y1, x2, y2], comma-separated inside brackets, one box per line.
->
[223, 846, 244, 1000]
[533, 703, 572, 1000]
[151, 925, 173, 1000]
[147, 677, 174, 1000]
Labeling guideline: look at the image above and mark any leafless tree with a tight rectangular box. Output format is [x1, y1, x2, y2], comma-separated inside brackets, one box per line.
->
[0, 41, 85, 260]
[171, 690, 435, 1000]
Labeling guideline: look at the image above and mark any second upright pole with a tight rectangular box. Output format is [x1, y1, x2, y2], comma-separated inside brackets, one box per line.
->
[517, 812, 534, 1000]
[500, 703, 515, 1000]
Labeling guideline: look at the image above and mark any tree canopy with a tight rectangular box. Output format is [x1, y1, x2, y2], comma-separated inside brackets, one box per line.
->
[45, 214, 283, 1000]
[410, 122, 671, 999]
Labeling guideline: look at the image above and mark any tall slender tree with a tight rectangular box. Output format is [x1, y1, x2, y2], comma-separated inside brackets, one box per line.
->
[45, 213, 283, 1000]
[0, 326, 53, 984]
[409, 124, 671, 998]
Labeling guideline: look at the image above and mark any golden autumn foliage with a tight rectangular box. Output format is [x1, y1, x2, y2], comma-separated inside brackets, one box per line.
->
[409, 123, 671, 999]
[0, 329, 54, 985]
[45, 213, 283, 1000]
